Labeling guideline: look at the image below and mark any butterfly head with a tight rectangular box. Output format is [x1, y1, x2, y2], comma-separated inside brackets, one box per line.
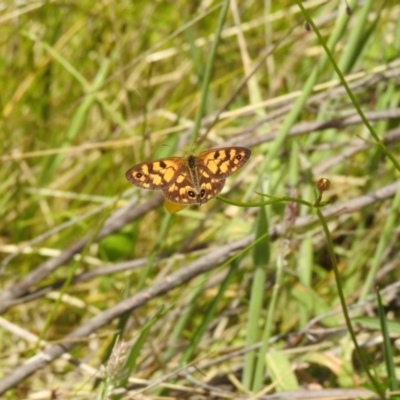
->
[186, 154, 197, 169]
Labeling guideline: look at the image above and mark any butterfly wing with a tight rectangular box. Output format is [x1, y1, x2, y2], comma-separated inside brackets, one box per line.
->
[162, 170, 225, 205]
[197, 147, 251, 179]
[198, 178, 226, 204]
[125, 157, 186, 190]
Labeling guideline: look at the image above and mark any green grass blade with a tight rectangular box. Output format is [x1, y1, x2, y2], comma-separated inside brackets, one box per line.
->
[243, 204, 269, 390]
[376, 289, 398, 392]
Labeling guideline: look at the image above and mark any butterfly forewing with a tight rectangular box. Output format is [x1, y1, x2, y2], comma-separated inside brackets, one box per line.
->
[125, 157, 185, 190]
[197, 147, 251, 180]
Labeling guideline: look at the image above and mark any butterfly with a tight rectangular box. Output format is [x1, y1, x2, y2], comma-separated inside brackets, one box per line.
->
[125, 147, 251, 205]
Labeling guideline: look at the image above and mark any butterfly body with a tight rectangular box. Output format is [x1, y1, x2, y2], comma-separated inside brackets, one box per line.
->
[125, 147, 251, 205]
[185, 154, 205, 193]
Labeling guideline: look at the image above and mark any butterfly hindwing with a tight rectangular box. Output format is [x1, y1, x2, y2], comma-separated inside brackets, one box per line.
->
[200, 178, 226, 203]
[162, 171, 225, 205]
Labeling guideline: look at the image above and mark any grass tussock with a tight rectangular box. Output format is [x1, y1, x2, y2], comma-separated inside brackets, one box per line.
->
[1, 1, 400, 399]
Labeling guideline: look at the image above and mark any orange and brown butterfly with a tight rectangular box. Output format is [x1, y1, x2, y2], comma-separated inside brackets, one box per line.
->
[125, 147, 251, 207]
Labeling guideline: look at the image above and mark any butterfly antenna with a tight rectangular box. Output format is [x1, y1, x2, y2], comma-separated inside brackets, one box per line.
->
[177, 148, 188, 156]
[160, 143, 188, 156]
